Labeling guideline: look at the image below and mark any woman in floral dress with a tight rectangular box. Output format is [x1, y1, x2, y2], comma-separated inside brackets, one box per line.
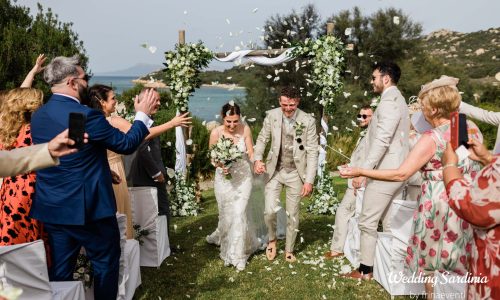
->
[443, 139, 500, 300]
[0, 88, 44, 245]
[340, 76, 482, 296]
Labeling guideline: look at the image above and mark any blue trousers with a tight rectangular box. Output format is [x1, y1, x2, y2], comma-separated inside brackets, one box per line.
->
[44, 217, 120, 300]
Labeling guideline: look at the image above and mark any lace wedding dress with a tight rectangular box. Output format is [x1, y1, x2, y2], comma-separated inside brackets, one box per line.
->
[208, 134, 261, 271]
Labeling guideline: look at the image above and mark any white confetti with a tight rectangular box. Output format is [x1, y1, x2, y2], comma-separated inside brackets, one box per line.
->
[332, 126, 339, 131]
[358, 52, 364, 57]
[226, 76, 232, 80]
[343, 92, 351, 98]
[186, 139, 193, 146]
[352, 104, 358, 108]
[266, 75, 272, 79]
[148, 46, 157, 54]
[202, 120, 206, 126]
[252, 8, 258, 13]
[166, 168, 175, 178]
[393, 16, 400, 25]
[199, 226, 202, 230]
[247, 118, 256, 122]
[344, 28, 352, 35]
[183, 10, 187, 14]
[166, 141, 172, 146]
[226, 18, 231, 24]
[229, 100, 235, 106]
[173, 224, 177, 231]
[228, 277, 234, 283]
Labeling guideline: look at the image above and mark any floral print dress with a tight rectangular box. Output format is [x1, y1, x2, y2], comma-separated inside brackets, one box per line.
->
[447, 155, 500, 300]
[405, 122, 482, 275]
[0, 124, 41, 245]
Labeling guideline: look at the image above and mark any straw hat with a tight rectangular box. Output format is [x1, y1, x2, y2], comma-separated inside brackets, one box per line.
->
[418, 75, 459, 98]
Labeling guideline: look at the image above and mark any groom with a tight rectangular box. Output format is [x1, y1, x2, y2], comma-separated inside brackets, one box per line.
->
[254, 86, 318, 262]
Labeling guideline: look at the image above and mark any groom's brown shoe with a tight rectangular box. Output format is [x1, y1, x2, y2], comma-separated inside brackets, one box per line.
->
[324, 251, 344, 259]
[342, 270, 373, 281]
[266, 239, 277, 261]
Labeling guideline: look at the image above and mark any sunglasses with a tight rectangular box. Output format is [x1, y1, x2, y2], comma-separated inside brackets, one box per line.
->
[357, 114, 372, 119]
[75, 74, 91, 82]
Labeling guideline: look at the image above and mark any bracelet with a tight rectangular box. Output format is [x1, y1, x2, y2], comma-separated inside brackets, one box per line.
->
[442, 163, 458, 170]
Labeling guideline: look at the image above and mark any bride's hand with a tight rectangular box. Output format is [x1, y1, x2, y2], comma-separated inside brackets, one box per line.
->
[221, 167, 230, 175]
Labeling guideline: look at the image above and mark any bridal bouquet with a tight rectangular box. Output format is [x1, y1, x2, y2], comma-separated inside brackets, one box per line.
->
[210, 136, 243, 180]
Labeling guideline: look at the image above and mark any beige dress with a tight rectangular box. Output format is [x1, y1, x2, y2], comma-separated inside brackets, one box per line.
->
[107, 116, 134, 239]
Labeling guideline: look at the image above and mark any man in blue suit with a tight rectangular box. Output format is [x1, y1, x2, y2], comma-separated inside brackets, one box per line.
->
[30, 55, 157, 300]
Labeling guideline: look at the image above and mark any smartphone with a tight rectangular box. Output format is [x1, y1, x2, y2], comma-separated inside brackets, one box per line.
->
[450, 112, 468, 150]
[68, 112, 86, 149]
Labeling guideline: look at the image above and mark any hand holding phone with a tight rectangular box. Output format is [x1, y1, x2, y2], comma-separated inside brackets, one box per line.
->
[68, 112, 86, 149]
[450, 112, 468, 150]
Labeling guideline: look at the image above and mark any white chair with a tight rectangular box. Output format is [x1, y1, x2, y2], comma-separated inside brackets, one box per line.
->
[343, 188, 364, 267]
[50, 281, 85, 300]
[129, 186, 170, 267]
[0, 240, 52, 300]
[434, 271, 467, 299]
[373, 199, 425, 295]
[123, 239, 141, 300]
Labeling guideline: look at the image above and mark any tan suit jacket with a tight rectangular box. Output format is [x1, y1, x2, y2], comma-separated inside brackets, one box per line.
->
[347, 135, 367, 188]
[460, 101, 500, 154]
[254, 108, 319, 184]
[361, 86, 409, 191]
[0, 143, 58, 177]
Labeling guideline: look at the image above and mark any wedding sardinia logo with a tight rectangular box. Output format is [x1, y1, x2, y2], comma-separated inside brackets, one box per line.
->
[388, 270, 488, 288]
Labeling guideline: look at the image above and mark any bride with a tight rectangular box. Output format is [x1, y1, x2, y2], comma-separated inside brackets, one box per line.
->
[206, 102, 261, 271]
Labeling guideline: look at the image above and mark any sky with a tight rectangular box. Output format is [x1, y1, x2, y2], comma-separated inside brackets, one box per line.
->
[15, 0, 500, 74]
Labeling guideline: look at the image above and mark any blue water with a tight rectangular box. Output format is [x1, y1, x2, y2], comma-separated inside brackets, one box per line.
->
[90, 76, 246, 122]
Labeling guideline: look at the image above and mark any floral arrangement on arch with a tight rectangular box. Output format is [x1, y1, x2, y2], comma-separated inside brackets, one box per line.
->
[164, 42, 213, 112]
[307, 166, 340, 215]
[170, 172, 200, 217]
[290, 35, 345, 114]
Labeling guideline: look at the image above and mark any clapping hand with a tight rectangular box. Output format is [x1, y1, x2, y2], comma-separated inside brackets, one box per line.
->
[134, 88, 158, 116]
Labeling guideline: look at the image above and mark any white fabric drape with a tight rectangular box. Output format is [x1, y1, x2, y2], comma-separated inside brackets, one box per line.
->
[214, 48, 296, 66]
[317, 117, 329, 177]
[174, 110, 187, 173]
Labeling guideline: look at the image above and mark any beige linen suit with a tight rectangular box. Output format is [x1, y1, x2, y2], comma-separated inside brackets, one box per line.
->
[0, 143, 58, 177]
[254, 108, 318, 252]
[460, 101, 500, 154]
[329, 134, 367, 252]
[358, 86, 409, 266]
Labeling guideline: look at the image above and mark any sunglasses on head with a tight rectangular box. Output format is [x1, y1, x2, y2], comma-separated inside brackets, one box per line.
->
[357, 114, 371, 119]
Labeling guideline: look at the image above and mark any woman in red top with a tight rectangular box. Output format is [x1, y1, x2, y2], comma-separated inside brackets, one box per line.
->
[443, 139, 500, 300]
[0, 88, 44, 245]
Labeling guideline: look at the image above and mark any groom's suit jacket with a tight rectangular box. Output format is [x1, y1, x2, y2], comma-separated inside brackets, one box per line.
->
[30, 94, 149, 225]
[254, 108, 319, 184]
[361, 86, 409, 192]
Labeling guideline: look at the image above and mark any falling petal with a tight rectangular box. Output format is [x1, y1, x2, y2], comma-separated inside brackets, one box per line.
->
[186, 139, 193, 146]
[227, 76, 232, 80]
[226, 18, 231, 24]
[247, 118, 256, 122]
[332, 126, 338, 131]
[358, 52, 364, 57]
[166, 168, 175, 178]
[148, 46, 157, 54]
[183, 10, 188, 15]
[173, 224, 177, 231]
[352, 104, 358, 108]
[229, 100, 235, 106]
[166, 141, 172, 146]
[344, 28, 352, 35]
[202, 120, 206, 126]
[393, 16, 400, 25]
[199, 226, 202, 230]
[252, 8, 258, 13]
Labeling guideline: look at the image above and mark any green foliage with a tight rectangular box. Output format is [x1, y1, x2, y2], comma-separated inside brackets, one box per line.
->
[0, 0, 88, 93]
[326, 131, 360, 170]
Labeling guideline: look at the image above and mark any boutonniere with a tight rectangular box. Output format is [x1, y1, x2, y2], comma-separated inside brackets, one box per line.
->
[360, 129, 367, 137]
[293, 121, 305, 136]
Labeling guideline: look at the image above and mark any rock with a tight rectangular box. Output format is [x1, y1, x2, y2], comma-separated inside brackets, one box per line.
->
[475, 48, 486, 55]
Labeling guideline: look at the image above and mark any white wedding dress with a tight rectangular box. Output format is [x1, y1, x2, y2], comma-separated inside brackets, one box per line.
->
[208, 134, 261, 270]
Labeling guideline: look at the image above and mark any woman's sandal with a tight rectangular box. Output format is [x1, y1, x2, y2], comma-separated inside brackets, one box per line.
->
[285, 252, 296, 263]
[266, 239, 277, 261]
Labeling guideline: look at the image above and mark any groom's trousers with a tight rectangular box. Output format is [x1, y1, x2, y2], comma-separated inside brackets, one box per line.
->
[330, 188, 356, 253]
[358, 180, 404, 267]
[264, 168, 302, 253]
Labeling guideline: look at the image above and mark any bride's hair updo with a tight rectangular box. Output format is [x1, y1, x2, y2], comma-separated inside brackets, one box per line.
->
[221, 102, 240, 118]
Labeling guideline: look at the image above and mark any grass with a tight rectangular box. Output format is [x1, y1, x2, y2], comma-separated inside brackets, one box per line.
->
[134, 177, 414, 300]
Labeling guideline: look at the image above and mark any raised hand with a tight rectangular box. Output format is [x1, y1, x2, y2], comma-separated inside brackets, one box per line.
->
[169, 112, 192, 128]
[134, 88, 158, 115]
[467, 139, 493, 165]
[32, 54, 47, 75]
[47, 129, 89, 158]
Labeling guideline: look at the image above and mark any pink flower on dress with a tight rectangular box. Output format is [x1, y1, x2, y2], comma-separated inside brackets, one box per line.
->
[410, 235, 419, 246]
[425, 219, 434, 229]
[445, 231, 458, 243]
[418, 204, 423, 212]
[420, 240, 427, 250]
[441, 250, 449, 259]
[443, 223, 448, 231]
[430, 229, 441, 241]
[407, 246, 414, 257]
[460, 255, 467, 265]
[462, 222, 469, 230]
[423, 201, 432, 212]
[429, 248, 436, 257]
[418, 258, 425, 266]
[465, 243, 472, 253]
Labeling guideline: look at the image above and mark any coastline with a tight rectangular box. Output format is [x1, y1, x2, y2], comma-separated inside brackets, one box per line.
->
[201, 83, 245, 90]
[130, 79, 244, 90]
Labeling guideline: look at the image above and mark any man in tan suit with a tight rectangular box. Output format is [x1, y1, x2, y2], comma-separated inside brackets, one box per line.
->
[345, 61, 409, 279]
[254, 86, 319, 262]
[0, 129, 82, 177]
[325, 105, 373, 259]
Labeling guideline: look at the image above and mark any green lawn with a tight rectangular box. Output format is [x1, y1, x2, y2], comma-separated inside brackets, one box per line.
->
[134, 177, 414, 299]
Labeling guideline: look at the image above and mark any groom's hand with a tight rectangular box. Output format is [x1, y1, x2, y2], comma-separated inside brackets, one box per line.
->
[254, 160, 266, 174]
[301, 182, 313, 197]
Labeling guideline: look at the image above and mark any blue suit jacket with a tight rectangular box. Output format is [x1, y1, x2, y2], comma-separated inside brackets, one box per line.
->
[30, 94, 149, 225]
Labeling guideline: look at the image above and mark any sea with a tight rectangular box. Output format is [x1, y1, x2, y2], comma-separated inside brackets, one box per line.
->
[89, 76, 246, 122]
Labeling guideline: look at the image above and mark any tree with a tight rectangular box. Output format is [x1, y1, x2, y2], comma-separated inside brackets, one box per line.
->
[0, 0, 88, 93]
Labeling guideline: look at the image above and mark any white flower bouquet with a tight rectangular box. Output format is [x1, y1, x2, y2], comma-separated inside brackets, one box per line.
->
[209, 136, 243, 180]
[307, 166, 340, 215]
[170, 172, 200, 217]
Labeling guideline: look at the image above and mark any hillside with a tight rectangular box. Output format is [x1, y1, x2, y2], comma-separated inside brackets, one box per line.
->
[422, 27, 500, 79]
